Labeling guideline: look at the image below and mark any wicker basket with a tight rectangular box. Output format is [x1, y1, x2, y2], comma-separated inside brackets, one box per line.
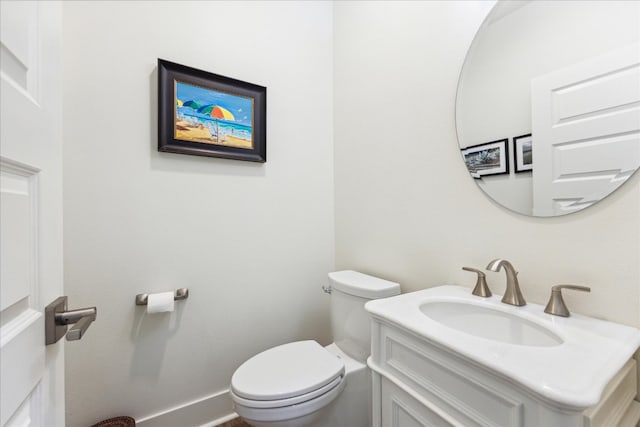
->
[90, 416, 135, 427]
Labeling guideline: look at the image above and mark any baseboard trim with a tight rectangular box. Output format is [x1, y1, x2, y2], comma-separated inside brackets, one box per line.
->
[135, 389, 235, 427]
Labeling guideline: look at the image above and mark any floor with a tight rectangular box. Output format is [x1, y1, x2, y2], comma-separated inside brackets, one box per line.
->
[217, 417, 251, 427]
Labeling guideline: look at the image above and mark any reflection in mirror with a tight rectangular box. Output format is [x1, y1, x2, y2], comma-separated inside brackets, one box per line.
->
[456, 1, 640, 217]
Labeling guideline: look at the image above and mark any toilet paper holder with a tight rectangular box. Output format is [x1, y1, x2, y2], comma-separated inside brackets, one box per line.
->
[135, 288, 189, 306]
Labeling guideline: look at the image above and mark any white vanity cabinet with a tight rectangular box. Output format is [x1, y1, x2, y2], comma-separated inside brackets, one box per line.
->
[369, 320, 640, 427]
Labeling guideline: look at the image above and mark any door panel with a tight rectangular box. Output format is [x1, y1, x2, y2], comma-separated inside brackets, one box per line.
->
[532, 43, 640, 216]
[0, 1, 64, 426]
[1, 163, 38, 312]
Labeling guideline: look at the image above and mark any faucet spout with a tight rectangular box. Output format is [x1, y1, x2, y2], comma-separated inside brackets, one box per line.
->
[486, 259, 526, 306]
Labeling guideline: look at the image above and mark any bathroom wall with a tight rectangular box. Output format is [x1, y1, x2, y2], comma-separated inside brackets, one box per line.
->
[334, 1, 640, 327]
[62, 2, 333, 426]
[62, 1, 640, 425]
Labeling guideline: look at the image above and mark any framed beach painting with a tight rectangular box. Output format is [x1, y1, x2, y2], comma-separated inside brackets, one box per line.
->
[460, 139, 509, 178]
[513, 133, 532, 173]
[158, 59, 266, 162]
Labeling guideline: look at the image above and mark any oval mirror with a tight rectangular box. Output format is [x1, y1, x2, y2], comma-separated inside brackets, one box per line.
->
[456, 1, 640, 217]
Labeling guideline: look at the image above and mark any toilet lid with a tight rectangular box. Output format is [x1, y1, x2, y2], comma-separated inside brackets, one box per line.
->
[231, 340, 345, 401]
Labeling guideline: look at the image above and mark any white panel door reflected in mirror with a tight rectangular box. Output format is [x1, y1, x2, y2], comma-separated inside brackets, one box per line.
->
[456, 1, 640, 217]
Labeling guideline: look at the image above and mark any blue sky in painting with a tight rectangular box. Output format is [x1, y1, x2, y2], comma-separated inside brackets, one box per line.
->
[176, 81, 252, 126]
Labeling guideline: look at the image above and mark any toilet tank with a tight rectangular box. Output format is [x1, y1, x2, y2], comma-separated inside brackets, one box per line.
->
[328, 271, 400, 363]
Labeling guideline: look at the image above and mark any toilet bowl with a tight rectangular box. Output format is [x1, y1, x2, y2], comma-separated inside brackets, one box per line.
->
[230, 271, 400, 427]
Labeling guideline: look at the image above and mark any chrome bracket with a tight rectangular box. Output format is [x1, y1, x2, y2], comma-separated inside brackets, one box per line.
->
[45, 296, 68, 345]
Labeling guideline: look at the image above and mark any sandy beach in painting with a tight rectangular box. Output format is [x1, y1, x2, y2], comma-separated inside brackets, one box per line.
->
[175, 120, 253, 149]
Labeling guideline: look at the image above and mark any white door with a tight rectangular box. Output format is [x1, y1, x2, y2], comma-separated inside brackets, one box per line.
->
[1, 1, 65, 426]
[531, 43, 640, 216]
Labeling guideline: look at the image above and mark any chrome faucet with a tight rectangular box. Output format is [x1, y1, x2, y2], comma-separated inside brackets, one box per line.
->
[486, 259, 526, 306]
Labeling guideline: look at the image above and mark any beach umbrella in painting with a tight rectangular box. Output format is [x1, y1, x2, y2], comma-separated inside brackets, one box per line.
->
[211, 106, 235, 121]
[183, 100, 200, 110]
[195, 105, 236, 144]
[197, 104, 235, 121]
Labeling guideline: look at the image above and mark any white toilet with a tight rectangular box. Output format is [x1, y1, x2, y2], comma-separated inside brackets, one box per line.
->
[230, 270, 400, 427]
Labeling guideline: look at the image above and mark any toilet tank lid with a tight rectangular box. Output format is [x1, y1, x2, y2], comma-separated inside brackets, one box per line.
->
[328, 270, 400, 299]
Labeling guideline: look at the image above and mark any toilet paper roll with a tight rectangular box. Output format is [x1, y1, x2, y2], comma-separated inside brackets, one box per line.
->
[146, 291, 175, 313]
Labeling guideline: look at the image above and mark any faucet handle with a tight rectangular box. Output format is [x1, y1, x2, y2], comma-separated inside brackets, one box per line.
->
[544, 284, 591, 317]
[462, 267, 492, 297]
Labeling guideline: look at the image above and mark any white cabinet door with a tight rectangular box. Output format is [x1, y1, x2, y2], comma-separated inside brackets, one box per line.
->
[380, 378, 455, 427]
[0, 1, 65, 426]
[531, 43, 640, 216]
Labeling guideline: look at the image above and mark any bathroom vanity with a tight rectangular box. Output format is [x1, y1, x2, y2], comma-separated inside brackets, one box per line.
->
[365, 286, 640, 427]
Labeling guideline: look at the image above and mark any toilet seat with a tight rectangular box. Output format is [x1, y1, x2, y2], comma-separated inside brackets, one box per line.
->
[231, 374, 342, 409]
[230, 340, 345, 409]
[232, 376, 346, 423]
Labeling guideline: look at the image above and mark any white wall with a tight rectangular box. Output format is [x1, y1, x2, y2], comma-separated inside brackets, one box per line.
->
[62, 2, 334, 426]
[334, 0, 640, 327]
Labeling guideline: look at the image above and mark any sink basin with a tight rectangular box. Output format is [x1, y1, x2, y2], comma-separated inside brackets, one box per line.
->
[420, 301, 563, 347]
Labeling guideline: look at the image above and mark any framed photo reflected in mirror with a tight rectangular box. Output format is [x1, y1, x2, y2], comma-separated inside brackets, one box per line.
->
[460, 139, 509, 178]
[513, 134, 532, 173]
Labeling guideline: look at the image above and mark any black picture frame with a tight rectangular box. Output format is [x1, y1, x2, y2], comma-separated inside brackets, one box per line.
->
[460, 139, 509, 178]
[158, 59, 267, 163]
[513, 133, 532, 173]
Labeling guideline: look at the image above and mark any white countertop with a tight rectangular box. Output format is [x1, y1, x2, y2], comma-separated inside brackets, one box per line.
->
[365, 285, 640, 409]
